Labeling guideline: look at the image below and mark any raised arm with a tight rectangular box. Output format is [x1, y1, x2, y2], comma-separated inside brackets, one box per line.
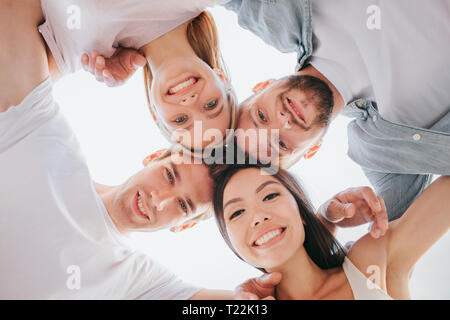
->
[386, 176, 450, 275]
[0, 0, 48, 111]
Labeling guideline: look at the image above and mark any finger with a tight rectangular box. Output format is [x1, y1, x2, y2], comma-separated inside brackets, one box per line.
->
[132, 53, 147, 70]
[81, 54, 89, 70]
[344, 203, 356, 219]
[374, 196, 389, 235]
[95, 56, 105, 82]
[235, 291, 258, 300]
[254, 272, 282, 288]
[358, 187, 382, 213]
[89, 50, 99, 74]
[261, 296, 276, 300]
[360, 204, 375, 224]
[103, 70, 116, 87]
[322, 199, 347, 223]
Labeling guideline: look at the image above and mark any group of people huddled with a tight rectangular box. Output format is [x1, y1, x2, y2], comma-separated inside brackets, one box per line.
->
[1, 0, 449, 300]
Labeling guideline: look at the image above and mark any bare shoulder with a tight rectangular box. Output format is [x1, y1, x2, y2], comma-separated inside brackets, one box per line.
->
[346, 233, 389, 288]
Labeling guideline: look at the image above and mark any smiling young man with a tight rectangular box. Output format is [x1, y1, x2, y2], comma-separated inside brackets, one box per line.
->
[223, 0, 450, 224]
[0, 0, 281, 299]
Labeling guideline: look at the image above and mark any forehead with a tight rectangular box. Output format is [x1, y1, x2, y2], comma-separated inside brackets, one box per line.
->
[224, 168, 279, 200]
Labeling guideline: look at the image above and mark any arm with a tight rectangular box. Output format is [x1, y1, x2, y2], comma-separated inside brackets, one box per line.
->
[0, 0, 48, 111]
[386, 176, 450, 275]
[189, 289, 234, 300]
[189, 273, 281, 300]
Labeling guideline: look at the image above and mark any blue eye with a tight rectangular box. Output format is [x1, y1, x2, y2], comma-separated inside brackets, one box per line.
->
[258, 110, 267, 122]
[166, 168, 174, 184]
[174, 115, 187, 124]
[279, 140, 287, 149]
[179, 199, 188, 213]
[263, 193, 279, 201]
[230, 209, 245, 220]
[205, 100, 218, 110]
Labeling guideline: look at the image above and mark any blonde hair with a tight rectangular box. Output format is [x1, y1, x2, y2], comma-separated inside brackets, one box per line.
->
[143, 11, 238, 151]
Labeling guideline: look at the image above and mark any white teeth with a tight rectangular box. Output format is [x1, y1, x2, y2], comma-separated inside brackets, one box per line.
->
[137, 194, 147, 216]
[169, 78, 196, 94]
[255, 229, 282, 246]
[288, 99, 304, 121]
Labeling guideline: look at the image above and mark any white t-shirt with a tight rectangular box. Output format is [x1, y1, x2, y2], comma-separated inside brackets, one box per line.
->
[311, 0, 450, 128]
[38, 0, 230, 75]
[0, 78, 199, 299]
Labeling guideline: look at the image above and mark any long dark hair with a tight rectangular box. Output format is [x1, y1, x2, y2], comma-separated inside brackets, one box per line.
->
[212, 164, 346, 273]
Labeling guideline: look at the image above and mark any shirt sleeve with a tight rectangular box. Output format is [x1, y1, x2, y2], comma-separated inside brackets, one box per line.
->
[362, 169, 433, 221]
[129, 253, 201, 300]
[0, 78, 57, 154]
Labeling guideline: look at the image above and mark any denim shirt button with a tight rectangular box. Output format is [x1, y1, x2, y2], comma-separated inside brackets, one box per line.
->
[355, 101, 363, 108]
[412, 133, 421, 141]
[372, 115, 378, 122]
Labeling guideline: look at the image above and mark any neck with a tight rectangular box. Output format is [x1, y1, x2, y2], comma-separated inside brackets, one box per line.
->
[94, 182, 126, 234]
[139, 21, 197, 74]
[270, 247, 330, 300]
[297, 65, 345, 119]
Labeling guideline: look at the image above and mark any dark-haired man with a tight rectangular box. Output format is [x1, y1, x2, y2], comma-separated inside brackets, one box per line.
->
[223, 0, 450, 226]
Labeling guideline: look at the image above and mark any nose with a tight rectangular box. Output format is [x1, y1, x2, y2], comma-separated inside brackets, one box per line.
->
[277, 109, 291, 129]
[151, 191, 175, 211]
[252, 212, 271, 227]
[179, 93, 199, 106]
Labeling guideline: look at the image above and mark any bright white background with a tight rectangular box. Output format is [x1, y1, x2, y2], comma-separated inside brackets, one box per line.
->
[53, 6, 449, 299]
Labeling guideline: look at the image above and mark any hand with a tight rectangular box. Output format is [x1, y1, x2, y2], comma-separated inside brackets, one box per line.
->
[81, 48, 147, 87]
[234, 272, 282, 300]
[318, 186, 389, 239]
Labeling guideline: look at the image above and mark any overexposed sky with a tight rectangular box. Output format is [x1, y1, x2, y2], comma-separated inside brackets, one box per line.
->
[52, 6, 449, 299]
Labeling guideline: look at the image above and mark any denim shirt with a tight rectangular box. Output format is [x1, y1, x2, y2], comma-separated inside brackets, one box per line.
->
[223, 0, 313, 71]
[223, 0, 450, 221]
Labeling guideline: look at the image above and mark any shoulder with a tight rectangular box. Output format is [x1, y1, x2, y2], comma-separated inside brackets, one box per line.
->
[346, 232, 389, 285]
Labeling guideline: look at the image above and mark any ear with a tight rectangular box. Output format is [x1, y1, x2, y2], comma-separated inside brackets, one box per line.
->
[303, 140, 323, 160]
[252, 79, 275, 93]
[169, 210, 212, 233]
[142, 149, 167, 166]
[170, 222, 198, 233]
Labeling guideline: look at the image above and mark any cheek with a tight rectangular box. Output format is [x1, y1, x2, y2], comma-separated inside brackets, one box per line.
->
[226, 224, 249, 257]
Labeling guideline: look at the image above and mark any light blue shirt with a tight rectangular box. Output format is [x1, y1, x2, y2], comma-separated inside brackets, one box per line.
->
[223, 0, 450, 220]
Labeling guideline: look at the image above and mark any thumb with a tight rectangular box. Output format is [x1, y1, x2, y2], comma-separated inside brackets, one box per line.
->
[323, 199, 349, 223]
[132, 53, 147, 69]
[255, 272, 282, 288]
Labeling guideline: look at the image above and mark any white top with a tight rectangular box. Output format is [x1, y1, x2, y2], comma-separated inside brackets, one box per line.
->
[342, 257, 392, 300]
[38, 0, 229, 75]
[0, 78, 199, 299]
[311, 0, 450, 128]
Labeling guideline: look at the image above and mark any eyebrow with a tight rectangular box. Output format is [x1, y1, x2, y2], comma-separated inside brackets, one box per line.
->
[223, 197, 244, 211]
[223, 180, 281, 211]
[256, 180, 280, 193]
[186, 197, 195, 214]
